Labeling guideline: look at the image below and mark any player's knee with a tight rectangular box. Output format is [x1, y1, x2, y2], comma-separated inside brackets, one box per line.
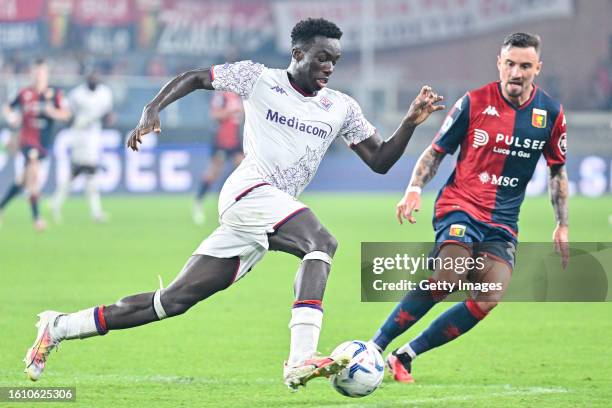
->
[158, 288, 198, 318]
[160, 296, 194, 317]
[292, 226, 338, 259]
[475, 300, 498, 313]
[310, 228, 338, 257]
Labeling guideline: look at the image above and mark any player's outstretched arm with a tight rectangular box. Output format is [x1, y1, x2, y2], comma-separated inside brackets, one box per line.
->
[127, 68, 214, 151]
[2, 104, 20, 128]
[44, 101, 71, 122]
[548, 164, 569, 268]
[352, 86, 444, 174]
[396, 146, 446, 225]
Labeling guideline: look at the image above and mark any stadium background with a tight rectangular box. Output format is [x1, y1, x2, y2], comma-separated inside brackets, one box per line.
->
[1, 1, 611, 407]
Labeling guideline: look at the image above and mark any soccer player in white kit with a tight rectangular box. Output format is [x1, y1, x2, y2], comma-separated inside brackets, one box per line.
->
[24, 18, 444, 390]
[51, 70, 113, 223]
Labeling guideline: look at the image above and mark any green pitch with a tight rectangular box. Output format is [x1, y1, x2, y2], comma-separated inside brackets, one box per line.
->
[1, 194, 611, 407]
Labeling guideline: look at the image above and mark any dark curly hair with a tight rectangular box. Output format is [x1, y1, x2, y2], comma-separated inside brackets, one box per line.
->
[290, 18, 342, 49]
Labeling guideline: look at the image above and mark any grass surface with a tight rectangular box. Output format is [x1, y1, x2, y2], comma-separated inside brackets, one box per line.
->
[1, 193, 611, 407]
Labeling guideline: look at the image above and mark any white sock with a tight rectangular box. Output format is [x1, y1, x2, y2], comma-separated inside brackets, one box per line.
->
[51, 307, 105, 340]
[52, 177, 71, 212]
[288, 307, 323, 366]
[85, 176, 103, 218]
[396, 343, 417, 360]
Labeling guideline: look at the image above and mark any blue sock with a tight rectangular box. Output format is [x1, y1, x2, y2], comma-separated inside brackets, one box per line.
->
[408, 299, 487, 356]
[372, 280, 447, 351]
[0, 183, 22, 209]
[29, 194, 40, 220]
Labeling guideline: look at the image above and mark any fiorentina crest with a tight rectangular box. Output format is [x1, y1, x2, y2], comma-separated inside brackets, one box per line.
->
[319, 96, 333, 111]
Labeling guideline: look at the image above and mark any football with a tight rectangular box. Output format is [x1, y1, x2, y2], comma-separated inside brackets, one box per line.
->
[329, 340, 385, 398]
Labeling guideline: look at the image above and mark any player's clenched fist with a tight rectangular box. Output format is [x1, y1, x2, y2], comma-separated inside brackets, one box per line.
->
[404, 85, 445, 127]
[396, 188, 421, 225]
[127, 106, 161, 151]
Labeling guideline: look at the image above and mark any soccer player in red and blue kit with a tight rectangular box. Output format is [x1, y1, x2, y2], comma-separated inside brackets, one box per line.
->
[0, 58, 70, 231]
[370, 33, 569, 383]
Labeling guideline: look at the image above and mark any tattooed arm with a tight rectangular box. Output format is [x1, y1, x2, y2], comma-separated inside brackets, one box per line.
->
[548, 164, 570, 268]
[395, 146, 446, 224]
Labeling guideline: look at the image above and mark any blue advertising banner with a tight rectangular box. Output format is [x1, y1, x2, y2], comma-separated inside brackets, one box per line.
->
[0, 127, 611, 197]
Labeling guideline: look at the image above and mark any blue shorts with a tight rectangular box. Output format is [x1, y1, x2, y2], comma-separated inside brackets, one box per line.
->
[432, 211, 517, 269]
[211, 144, 242, 159]
[21, 145, 47, 162]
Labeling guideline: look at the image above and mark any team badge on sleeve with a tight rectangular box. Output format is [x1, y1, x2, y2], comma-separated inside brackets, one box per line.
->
[449, 224, 466, 237]
[558, 133, 567, 155]
[531, 108, 547, 128]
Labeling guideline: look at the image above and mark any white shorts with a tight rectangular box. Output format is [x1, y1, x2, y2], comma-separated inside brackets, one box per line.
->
[193, 183, 307, 282]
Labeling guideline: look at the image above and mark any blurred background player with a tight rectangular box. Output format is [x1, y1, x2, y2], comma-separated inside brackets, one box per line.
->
[51, 69, 114, 223]
[371, 32, 569, 383]
[0, 58, 70, 231]
[192, 89, 244, 225]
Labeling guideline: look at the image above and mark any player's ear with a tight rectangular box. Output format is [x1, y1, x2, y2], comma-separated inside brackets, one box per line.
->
[535, 60, 542, 76]
[496, 55, 502, 71]
[292, 47, 304, 62]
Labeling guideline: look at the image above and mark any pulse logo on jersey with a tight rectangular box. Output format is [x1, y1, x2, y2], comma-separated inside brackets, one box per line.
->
[271, 85, 288, 95]
[532, 108, 547, 128]
[478, 171, 519, 187]
[482, 106, 500, 117]
[265, 109, 332, 139]
[495, 134, 546, 150]
[473, 129, 489, 148]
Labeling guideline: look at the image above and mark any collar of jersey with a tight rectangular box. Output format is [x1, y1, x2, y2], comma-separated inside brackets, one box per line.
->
[496, 81, 537, 111]
[285, 72, 318, 98]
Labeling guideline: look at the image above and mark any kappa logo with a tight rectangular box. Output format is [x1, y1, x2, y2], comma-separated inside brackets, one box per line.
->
[473, 129, 489, 148]
[482, 105, 500, 117]
[454, 97, 464, 110]
[270, 85, 287, 95]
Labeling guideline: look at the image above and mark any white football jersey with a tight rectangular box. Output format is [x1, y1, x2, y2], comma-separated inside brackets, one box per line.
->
[68, 83, 113, 165]
[211, 60, 375, 213]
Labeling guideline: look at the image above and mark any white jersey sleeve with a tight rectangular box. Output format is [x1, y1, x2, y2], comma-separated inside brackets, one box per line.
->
[338, 94, 376, 146]
[211, 60, 265, 99]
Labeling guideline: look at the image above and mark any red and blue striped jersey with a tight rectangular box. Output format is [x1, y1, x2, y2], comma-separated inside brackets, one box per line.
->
[432, 81, 567, 235]
[10, 86, 65, 152]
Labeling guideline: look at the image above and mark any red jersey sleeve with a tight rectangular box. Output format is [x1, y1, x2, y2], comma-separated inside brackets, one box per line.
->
[543, 105, 567, 167]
